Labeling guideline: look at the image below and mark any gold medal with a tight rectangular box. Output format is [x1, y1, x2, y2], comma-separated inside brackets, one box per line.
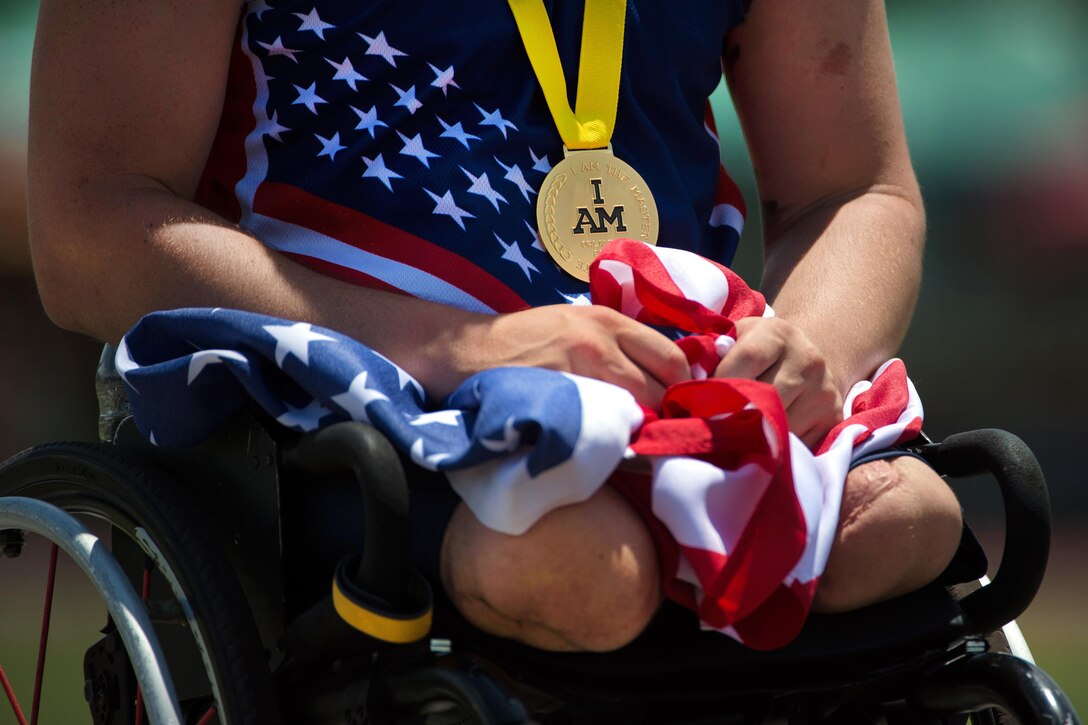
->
[536, 146, 659, 282]
[509, 0, 659, 281]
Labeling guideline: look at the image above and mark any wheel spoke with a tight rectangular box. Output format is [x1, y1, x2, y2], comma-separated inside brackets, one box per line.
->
[196, 704, 218, 725]
[30, 543, 58, 725]
[0, 664, 30, 725]
[0, 444, 282, 723]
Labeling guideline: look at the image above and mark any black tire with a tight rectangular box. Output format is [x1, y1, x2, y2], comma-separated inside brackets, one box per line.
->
[0, 441, 281, 725]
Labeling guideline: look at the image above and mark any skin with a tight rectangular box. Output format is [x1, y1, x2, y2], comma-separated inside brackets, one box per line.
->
[28, 0, 963, 652]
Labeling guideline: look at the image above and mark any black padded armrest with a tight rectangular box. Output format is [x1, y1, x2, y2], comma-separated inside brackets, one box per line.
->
[913, 429, 1050, 635]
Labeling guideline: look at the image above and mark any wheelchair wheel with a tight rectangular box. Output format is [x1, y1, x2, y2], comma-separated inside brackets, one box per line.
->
[0, 442, 281, 724]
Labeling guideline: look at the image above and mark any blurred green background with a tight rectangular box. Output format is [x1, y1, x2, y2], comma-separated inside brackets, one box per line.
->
[1, 0, 1085, 721]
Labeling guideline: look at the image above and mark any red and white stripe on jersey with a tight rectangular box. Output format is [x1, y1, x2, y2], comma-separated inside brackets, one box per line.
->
[195, 21, 530, 316]
[705, 102, 746, 241]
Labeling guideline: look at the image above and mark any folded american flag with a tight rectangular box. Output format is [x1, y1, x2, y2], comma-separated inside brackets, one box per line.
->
[116, 239, 922, 649]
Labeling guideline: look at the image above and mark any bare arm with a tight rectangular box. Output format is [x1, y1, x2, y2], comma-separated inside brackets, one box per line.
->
[723, 0, 925, 392]
[28, 0, 688, 403]
[28, 0, 480, 390]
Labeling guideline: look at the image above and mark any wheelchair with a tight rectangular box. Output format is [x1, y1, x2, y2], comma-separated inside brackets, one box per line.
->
[0, 347, 1081, 725]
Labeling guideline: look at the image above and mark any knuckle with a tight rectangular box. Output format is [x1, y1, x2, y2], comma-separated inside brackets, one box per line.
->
[666, 345, 691, 373]
[732, 340, 773, 368]
[763, 316, 791, 338]
[733, 316, 760, 333]
[776, 374, 804, 398]
[583, 305, 617, 324]
[564, 328, 606, 359]
[798, 351, 827, 379]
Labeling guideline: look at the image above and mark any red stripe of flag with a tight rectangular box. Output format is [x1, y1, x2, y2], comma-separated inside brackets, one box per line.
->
[705, 100, 747, 218]
[816, 360, 920, 454]
[592, 240, 748, 334]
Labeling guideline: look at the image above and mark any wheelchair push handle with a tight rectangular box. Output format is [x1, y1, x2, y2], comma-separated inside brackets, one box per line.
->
[914, 429, 1050, 635]
[285, 422, 411, 596]
[283, 422, 433, 648]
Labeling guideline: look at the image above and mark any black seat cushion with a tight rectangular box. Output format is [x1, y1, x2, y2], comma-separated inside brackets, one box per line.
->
[431, 584, 969, 702]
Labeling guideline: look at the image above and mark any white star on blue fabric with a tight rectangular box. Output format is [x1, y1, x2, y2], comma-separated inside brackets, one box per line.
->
[315, 132, 346, 160]
[260, 111, 291, 142]
[495, 157, 536, 202]
[258, 36, 302, 63]
[249, 0, 274, 20]
[398, 131, 439, 168]
[529, 147, 552, 174]
[524, 219, 544, 252]
[437, 117, 479, 149]
[359, 31, 406, 67]
[428, 63, 460, 96]
[390, 83, 423, 114]
[410, 410, 463, 427]
[276, 398, 332, 432]
[462, 167, 507, 211]
[330, 371, 391, 424]
[111, 345, 139, 414]
[263, 322, 336, 367]
[113, 338, 139, 382]
[410, 438, 451, 471]
[187, 350, 249, 385]
[425, 189, 475, 230]
[494, 233, 540, 280]
[361, 154, 403, 191]
[474, 104, 518, 139]
[480, 416, 521, 452]
[293, 8, 334, 39]
[351, 105, 387, 137]
[292, 82, 327, 114]
[326, 56, 367, 90]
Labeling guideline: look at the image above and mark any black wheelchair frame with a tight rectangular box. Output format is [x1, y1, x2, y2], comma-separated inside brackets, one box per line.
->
[0, 352, 1082, 724]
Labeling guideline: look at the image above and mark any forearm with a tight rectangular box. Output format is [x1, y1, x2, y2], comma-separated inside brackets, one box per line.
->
[30, 177, 482, 394]
[760, 186, 925, 392]
[722, 0, 924, 391]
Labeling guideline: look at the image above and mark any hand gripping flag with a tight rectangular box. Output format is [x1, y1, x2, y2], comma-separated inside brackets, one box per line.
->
[116, 239, 922, 649]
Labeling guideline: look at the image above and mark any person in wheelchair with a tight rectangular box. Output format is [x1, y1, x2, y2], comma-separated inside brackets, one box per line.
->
[26, 0, 964, 657]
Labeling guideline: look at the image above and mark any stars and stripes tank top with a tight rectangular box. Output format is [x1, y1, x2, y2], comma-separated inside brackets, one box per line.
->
[196, 0, 748, 314]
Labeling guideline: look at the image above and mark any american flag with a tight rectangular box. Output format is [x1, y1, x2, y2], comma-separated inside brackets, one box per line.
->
[195, 1, 748, 312]
[117, 240, 923, 650]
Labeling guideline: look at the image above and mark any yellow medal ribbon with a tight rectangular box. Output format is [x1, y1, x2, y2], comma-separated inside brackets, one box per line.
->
[507, 0, 627, 150]
[512, 0, 658, 282]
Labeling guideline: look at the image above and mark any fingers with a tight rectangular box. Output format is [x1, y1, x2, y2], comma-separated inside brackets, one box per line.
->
[575, 308, 689, 408]
[713, 318, 784, 381]
[614, 316, 692, 389]
[789, 387, 844, 448]
[713, 317, 843, 447]
[754, 344, 842, 445]
[500, 305, 685, 408]
[630, 376, 668, 410]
